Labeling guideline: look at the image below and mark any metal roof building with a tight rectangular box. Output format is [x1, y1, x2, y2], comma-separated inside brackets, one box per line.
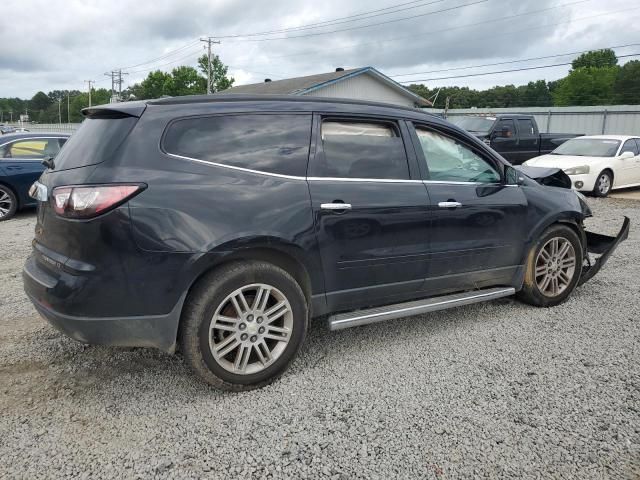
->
[219, 67, 431, 108]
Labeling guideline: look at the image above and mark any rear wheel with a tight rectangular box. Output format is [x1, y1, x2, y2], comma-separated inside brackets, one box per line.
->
[593, 170, 612, 197]
[179, 261, 308, 391]
[517, 224, 583, 307]
[0, 186, 17, 221]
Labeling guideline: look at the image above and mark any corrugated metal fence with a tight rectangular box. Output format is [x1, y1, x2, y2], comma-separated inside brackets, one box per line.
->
[423, 105, 640, 136]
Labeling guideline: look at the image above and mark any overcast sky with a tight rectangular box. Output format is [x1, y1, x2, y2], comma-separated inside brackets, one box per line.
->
[0, 0, 638, 98]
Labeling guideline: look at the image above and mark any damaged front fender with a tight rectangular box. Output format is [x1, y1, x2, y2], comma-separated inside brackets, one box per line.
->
[579, 217, 630, 286]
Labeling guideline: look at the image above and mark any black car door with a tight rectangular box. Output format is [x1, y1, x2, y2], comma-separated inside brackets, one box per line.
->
[408, 122, 529, 295]
[308, 114, 432, 311]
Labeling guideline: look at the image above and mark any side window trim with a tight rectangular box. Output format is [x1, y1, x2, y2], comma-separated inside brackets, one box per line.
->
[309, 115, 413, 181]
[410, 122, 504, 184]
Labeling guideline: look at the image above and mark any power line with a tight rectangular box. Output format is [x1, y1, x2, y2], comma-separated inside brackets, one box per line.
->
[118, 39, 201, 70]
[238, 0, 591, 64]
[391, 43, 640, 77]
[399, 53, 640, 83]
[126, 47, 205, 75]
[229, 0, 488, 42]
[215, 0, 448, 38]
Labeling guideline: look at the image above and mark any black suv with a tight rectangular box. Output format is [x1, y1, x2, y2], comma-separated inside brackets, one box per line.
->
[23, 95, 628, 390]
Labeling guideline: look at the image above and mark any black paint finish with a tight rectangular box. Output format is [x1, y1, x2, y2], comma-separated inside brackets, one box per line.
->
[22, 95, 609, 351]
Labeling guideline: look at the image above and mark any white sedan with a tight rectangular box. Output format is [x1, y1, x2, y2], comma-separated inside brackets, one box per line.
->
[523, 135, 640, 197]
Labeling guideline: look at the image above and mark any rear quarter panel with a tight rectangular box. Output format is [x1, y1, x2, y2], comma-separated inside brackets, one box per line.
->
[88, 104, 325, 297]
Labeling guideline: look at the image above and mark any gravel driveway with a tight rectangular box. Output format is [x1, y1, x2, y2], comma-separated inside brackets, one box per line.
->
[1, 198, 639, 479]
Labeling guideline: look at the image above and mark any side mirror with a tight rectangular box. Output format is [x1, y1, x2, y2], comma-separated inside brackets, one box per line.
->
[619, 151, 635, 159]
[505, 166, 525, 186]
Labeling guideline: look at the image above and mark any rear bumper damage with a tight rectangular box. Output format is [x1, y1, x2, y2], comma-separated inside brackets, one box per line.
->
[579, 216, 630, 286]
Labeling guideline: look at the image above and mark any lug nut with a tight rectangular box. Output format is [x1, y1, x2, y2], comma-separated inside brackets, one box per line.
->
[241, 333, 248, 341]
[239, 323, 246, 331]
[247, 314, 254, 322]
[258, 327, 265, 334]
[256, 317, 263, 324]
[250, 335, 257, 342]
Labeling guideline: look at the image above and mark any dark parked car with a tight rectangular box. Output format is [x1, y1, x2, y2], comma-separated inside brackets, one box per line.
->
[23, 96, 628, 391]
[0, 132, 69, 220]
[448, 114, 581, 165]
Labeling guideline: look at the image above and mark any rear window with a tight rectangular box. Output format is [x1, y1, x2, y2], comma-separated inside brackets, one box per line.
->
[312, 119, 409, 179]
[162, 114, 312, 177]
[53, 117, 138, 171]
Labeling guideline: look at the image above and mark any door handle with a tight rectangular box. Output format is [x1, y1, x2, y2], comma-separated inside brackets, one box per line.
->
[321, 203, 352, 211]
[438, 201, 462, 208]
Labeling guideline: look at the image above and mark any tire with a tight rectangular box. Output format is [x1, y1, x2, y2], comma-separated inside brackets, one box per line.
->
[179, 261, 308, 391]
[517, 224, 583, 307]
[0, 185, 17, 221]
[592, 170, 613, 197]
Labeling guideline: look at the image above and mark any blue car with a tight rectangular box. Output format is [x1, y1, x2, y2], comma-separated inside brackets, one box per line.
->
[0, 132, 70, 220]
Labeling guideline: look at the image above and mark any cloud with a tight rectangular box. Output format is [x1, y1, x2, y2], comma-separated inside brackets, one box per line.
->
[0, 0, 637, 98]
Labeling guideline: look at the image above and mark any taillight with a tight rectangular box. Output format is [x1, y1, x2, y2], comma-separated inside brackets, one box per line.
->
[51, 184, 145, 219]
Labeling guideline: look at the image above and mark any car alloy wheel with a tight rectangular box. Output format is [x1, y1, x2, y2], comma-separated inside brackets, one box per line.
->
[534, 237, 577, 297]
[208, 283, 293, 375]
[597, 173, 611, 196]
[0, 189, 14, 219]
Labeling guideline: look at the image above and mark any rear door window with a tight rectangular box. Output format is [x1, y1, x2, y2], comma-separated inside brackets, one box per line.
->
[163, 114, 312, 177]
[311, 119, 410, 179]
[517, 119, 536, 137]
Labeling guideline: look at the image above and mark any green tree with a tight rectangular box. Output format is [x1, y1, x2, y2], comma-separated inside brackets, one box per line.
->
[613, 60, 640, 104]
[132, 70, 173, 100]
[552, 66, 618, 106]
[572, 49, 618, 69]
[29, 91, 52, 122]
[197, 54, 235, 92]
[167, 66, 206, 96]
[515, 80, 553, 107]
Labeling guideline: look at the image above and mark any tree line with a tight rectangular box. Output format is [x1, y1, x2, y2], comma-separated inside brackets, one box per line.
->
[408, 50, 640, 109]
[0, 54, 233, 124]
[2, 49, 639, 124]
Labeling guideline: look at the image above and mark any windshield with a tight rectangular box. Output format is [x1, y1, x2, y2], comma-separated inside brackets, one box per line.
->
[448, 116, 496, 134]
[552, 138, 620, 157]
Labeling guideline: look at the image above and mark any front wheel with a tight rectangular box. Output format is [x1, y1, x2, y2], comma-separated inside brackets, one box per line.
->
[0, 185, 17, 221]
[517, 224, 583, 307]
[593, 170, 612, 197]
[179, 261, 308, 391]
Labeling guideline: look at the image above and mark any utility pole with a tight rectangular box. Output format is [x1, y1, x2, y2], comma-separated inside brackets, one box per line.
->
[67, 93, 70, 123]
[9, 111, 13, 123]
[200, 37, 220, 94]
[444, 96, 451, 119]
[84, 80, 95, 107]
[104, 70, 128, 102]
[58, 98, 62, 124]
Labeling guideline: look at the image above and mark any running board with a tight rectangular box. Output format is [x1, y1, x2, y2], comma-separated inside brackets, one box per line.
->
[328, 287, 515, 331]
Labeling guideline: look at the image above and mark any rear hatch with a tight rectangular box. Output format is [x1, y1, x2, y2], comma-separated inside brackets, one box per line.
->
[34, 103, 145, 255]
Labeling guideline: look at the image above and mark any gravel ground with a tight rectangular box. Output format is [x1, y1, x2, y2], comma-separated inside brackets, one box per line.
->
[1, 199, 639, 479]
